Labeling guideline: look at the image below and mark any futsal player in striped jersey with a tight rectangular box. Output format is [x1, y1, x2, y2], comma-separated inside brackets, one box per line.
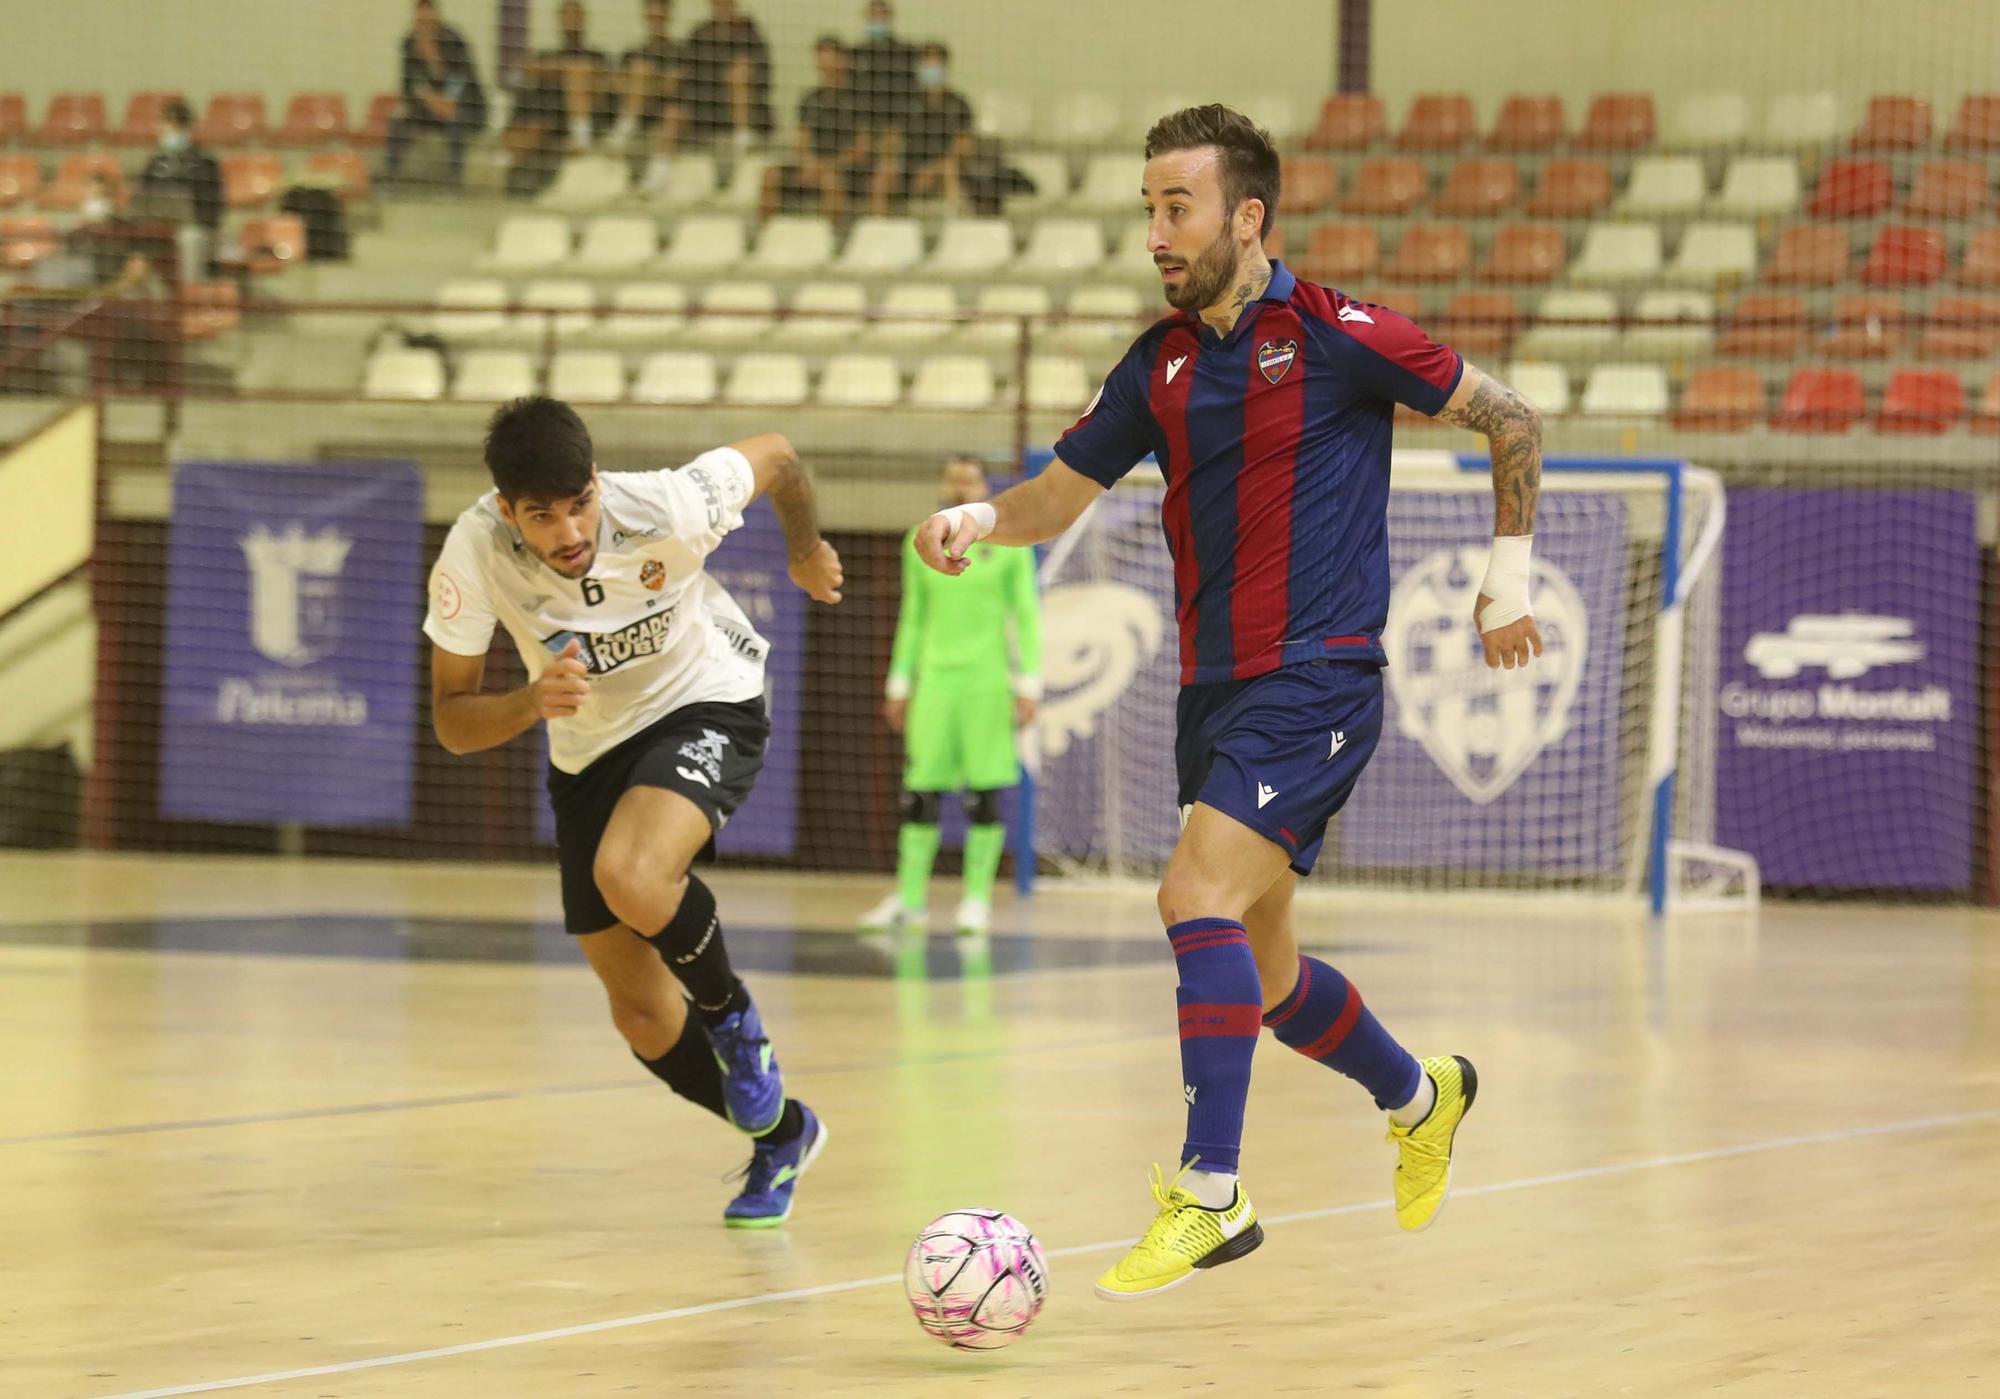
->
[911, 106, 1546, 1299]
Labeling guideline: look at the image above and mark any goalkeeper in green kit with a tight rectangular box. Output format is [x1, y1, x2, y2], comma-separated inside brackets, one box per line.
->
[860, 457, 1042, 936]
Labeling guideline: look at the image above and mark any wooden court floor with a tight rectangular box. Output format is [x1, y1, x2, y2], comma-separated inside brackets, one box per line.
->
[3, 851, 1997, 1398]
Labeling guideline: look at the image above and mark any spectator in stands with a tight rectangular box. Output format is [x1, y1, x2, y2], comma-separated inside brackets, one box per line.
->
[871, 42, 974, 214]
[507, 0, 616, 161]
[679, 0, 773, 149]
[386, 0, 487, 187]
[759, 36, 867, 222]
[850, 0, 918, 142]
[137, 100, 223, 281]
[611, 0, 689, 193]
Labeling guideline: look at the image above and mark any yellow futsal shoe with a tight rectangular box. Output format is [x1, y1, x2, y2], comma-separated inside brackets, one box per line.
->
[1388, 1055, 1479, 1232]
[1093, 1163, 1263, 1302]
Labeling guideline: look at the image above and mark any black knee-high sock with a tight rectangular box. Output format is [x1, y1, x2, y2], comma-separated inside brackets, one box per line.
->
[641, 874, 746, 1021]
[635, 1010, 730, 1122]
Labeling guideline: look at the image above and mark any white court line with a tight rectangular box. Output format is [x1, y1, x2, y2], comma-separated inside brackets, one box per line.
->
[94, 1107, 2000, 1399]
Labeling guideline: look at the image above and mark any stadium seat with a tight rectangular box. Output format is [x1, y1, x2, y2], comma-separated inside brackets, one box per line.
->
[1434, 290, 1522, 357]
[1775, 367, 1866, 432]
[1396, 94, 1476, 151]
[1303, 94, 1383, 151]
[1765, 225, 1851, 285]
[1711, 157, 1801, 218]
[1667, 222, 1758, 285]
[221, 153, 284, 210]
[1233, 96, 1305, 144]
[1525, 159, 1613, 217]
[1959, 229, 2000, 286]
[1384, 223, 1472, 282]
[112, 92, 181, 147]
[1673, 367, 1766, 429]
[486, 214, 572, 271]
[574, 215, 660, 272]
[836, 216, 925, 273]
[909, 356, 997, 410]
[1576, 93, 1656, 150]
[722, 352, 810, 406]
[356, 94, 401, 149]
[651, 153, 719, 206]
[926, 218, 1014, 275]
[1860, 225, 1948, 286]
[1903, 161, 1989, 218]
[515, 280, 597, 339]
[1009, 153, 1071, 208]
[1718, 292, 1807, 357]
[37, 93, 106, 145]
[1502, 360, 1571, 414]
[1073, 154, 1146, 213]
[1302, 223, 1380, 283]
[1044, 93, 1120, 147]
[362, 346, 446, 400]
[1624, 289, 1715, 358]
[1352, 284, 1425, 317]
[452, 350, 538, 402]
[659, 215, 746, 273]
[1571, 223, 1663, 284]
[1580, 363, 1668, 416]
[1487, 95, 1565, 151]
[1667, 92, 1749, 150]
[178, 280, 242, 342]
[1620, 156, 1706, 215]
[305, 151, 371, 201]
[1917, 294, 2000, 359]
[0, 217, 58, 270]
[1819, 293, 1909, 357]
[1479, 224, 1567, 283]
[816, 353, 901, 407]
[965, 284, 1053, 346]
[538, 155, 630, 210]
[1058, 285, 1145, 346]
[1279, 157, 1340, 215]
[710, 155, 765, 212]
[1762, 92, 1840, 147]
[1850, 95, 1932, 150]
[631, 350, 718, 404]
[38, 153, 124, 211]
[1806, 159, 1894, 218]
[1975, 372, 2000, 434]
[548, 349, 626, 403]
[1518, 290, 1618, 357]
[1434, 159, 1519, 216]
[748, 214, 836, 273]
[781, 281, 868, 344]
[1111, 222, 1158, 277]
[689, 281, 779, 342]
[867, 284, 959, 344]
[1944, 95, 2000, 152]
[1341, 157, 1428, 215]
[0, 156, 41, 209]
[1876, 368, 1965, 433]
[276, 93, 350, 145]
[1016, 218, 1106, 273]
[0, 94, 25, 143]
[431, 279, 509, 339]
[973, 91, 1033, 143]
[1024, 355, 1091, 410]
[601, 282, 688, 340]
[198, 94, 267, 147]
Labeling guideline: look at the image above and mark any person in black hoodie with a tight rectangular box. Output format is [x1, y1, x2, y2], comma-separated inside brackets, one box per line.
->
[137, 99, 223, 278]
[387, 0, 487, 185]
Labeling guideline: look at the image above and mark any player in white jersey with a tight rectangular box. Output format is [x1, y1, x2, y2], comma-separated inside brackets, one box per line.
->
[422, 397, 844, 1227]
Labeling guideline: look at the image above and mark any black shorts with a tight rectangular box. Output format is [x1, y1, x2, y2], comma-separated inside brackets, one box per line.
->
[546, 696, 769, 935]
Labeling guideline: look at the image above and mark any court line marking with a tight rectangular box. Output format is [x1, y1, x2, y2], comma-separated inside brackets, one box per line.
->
[92, 1106, 2000, 1399]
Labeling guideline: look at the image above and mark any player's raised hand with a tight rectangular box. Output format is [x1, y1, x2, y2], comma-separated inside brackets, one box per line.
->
[914, 510, 976, 576]
[1476, 595, 1544, 671]
[789, 539, 844, 603]
[530, 638, 590, 717]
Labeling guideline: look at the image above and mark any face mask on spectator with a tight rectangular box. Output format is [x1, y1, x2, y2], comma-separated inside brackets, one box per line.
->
[863, 20, 890, 40]
[83, 194, 112, 221]
[159, 128, 190, 153]
[918, 62, 945, 88]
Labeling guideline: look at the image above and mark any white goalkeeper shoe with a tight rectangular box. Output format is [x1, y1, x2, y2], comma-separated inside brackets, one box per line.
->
[858, 892, 921, 933]
[954, 897, 991, 937]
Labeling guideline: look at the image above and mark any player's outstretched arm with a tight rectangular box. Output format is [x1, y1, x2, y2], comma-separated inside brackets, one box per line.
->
[733, 431, 843, 604]
[1436, 363, 1545, 671]
[912, 460, 1102, 576]
[431, 640, 589, 755]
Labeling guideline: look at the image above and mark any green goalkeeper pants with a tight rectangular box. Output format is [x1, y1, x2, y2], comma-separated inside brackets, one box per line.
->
[903, 685, 1020, 793]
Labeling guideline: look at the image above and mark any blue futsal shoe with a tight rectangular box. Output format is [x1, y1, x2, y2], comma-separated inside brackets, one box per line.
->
[708, 999, 785, 1135]
[724, 1103, 828, 1229]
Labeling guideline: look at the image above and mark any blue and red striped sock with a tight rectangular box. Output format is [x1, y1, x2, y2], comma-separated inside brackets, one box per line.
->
[1168, 917, 1264, 1174]
[1262, 955, 1422, 1110]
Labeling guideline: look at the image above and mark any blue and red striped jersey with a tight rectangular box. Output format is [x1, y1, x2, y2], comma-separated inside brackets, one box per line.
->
[1053, 260, 1463, 686]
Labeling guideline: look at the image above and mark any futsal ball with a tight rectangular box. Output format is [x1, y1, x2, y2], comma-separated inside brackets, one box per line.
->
[903, 1209, 1048, 1351]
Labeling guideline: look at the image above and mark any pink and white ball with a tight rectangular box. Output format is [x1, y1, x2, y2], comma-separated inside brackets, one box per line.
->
[903, 1210, 1049, 1351]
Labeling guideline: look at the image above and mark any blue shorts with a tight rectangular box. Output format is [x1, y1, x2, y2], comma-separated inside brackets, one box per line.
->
[1174, 660, 1384, 875]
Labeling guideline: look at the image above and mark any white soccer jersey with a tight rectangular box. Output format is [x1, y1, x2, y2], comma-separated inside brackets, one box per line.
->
[422, 447, 768, 774]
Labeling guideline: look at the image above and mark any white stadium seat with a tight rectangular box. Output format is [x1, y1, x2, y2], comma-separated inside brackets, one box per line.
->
[452, 349, 537, 402]
[574, 215, 659, 272]
[1668, 222, 1758, 286]
[536, 155, 629, 211]
[781, 281, 868, 344]
[1229, 95, 1304, 143]
[1113, 222, 1159, 276]
[548, 349, 626, 403]
[712, 154, 769, 213]
[646, 153, 719, 206]
[1016, 218, 1106, 273]
[1009, 153, 1072, 208]
[1711, 157, 1800, 218]
[431, 278, 508, 339]
[689, 281, 779, 343]
[1024, 355, 1090, 411]
[1503, 360, 1572, 415]
[1762, 92, 1840, 147]
[1073, 154, 1146, 212]
[1623, 289, 1715, 358]
[867, 284, 958, 344]
[1619, 156, 1706, 216]
[513, 279, 596, 339]
[485, 214, 570, 271]
[722, 352, 810, 406]
[836, 217, 925, 274]
[632, 351, 718, 404]
[974, 92, 1033, 143]
[1580, 363, 1670, 417]
[964, 283, 1053, 345]
[1571, 222, 1663, 284]
[1058, 285, 1145, 347]
[601, 282, 688, 340]
[749, 215, 837, 273]
[926, 218, 1015, 275]
[1519, 290, 1618, 358]
[361, 346, 445, 400]
[816, 353, 902, 407]
[1667, 92, 1749, 150]
[658, 215, 746, 273]
[909, 356, 997, 410]
[1043, 93, 1120, 146]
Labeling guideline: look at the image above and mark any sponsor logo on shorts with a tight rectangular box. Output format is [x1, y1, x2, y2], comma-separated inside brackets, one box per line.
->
[677, 727, 729, 786]
[1256, 782, 1279, 809]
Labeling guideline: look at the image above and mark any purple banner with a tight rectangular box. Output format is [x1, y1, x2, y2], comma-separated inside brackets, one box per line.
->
[159, 462, 422, 826]
[1715, 489, 1977, 891]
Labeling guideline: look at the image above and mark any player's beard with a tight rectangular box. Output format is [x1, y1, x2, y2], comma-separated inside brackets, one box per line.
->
[1159, 222, 1239, 313]
[539, 540, 595, 578]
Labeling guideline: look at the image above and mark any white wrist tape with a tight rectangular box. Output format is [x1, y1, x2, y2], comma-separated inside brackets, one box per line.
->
[885, 674, 912, 701]
[1476, 535, 1533, 632]
[1013, 674, 1043, 701]
[937, 501, 996, 556]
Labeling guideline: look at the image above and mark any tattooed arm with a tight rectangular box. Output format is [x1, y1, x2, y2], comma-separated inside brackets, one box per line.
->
[1435, 364, 1545, 669]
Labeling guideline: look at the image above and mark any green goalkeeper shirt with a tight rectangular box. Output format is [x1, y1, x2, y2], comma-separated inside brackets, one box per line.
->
[886, 530, 1042, 699]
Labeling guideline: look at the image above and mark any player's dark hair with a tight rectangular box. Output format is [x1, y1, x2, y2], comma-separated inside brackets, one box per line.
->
[484, 396, 595, 503]
[815, 33, 844, 51]
[921, 41, 949, 61]
[1144, 104, 1281, 238]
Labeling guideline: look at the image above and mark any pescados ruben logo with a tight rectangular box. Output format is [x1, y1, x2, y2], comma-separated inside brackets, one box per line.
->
[545, 608, 677, 674]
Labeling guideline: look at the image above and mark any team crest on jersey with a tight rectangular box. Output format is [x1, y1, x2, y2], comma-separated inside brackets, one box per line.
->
[640, 559, 666, 592]
[1383, 546, 1587, 804]
[1256, 340, 1298, 384]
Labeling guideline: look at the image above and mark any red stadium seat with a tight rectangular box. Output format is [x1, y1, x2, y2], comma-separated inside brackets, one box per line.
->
[1279, 156, 1339, 213]
[1974, 371, 2000, 434]
[0, 154, 41, 209]
[1917, 294, 2000, 359]
[1303, 94, 1383, 152]
[1575, 93, 1655, 151]
[1341, 157, 1428, 214]
[356, 94, 402, 149]
[1775, 368, 1866, 432]
[1944, 95, 2000, 152]
[1765, 225, 1851, 286]
[1859, 225, 1948, 286]
[234, 214, 307, 275]
[1956, 229, 2000, 287]
[305, 150, 372, 201]
[1876, 369, 1965, 433]
[0, 94, 25, 143]
[1396, 94, 1476, 151]
[1903, 160, 1989, 218]
[112, 91, 182, 148]
[198, 93, 268, 147]
[1487, 95, 1565, 152]
[1806, 159, 1894, 218]
[0, 216, 58, 269]
[1434, 158, 1520, 215]
[1435, 290, 1521, 357]
[180, 280, 242, 342]
[38, 152, 124, 211]
[222, 152, 285, 209]
[277, 92, 351, 145]
[1479, 224, 1567, 283]
[1384, 223, 1472, 282]
[37, 93, 106, 145]
[1718, 293, 1807, 357]
[1262, 226, 1288, 262]
[1851, 95, 1933, 150]
[1352, 284, 1425, 318]
[1523, 159, 1612, 217]
[1302, 222, 1381, 283]
[1674, 367, 1767, 431]
[1818, 293, 1909, 358]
